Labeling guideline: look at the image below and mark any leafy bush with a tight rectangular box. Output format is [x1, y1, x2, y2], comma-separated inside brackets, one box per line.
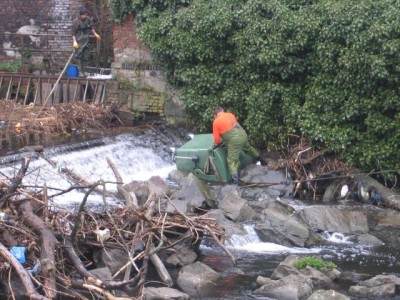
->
[293, 257, 337, 272]
[108, 0, 400, 182]
[0, 60, 23, 72]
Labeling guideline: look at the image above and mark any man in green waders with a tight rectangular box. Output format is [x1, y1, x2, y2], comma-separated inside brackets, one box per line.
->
[71, 7, 101, 76]
[212, 107, 265, 185]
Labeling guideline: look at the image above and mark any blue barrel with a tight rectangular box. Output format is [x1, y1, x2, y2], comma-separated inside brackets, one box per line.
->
[66, 64, 79, 78]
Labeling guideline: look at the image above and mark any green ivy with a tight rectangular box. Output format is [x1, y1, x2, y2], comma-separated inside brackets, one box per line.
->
[107, 0, 400, 182]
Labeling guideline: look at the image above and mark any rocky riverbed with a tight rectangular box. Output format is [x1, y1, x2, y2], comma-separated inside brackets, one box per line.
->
[1, 126, 400, 299]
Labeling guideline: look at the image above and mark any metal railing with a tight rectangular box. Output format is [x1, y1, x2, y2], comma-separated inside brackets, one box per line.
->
[0, 72, 109, 104]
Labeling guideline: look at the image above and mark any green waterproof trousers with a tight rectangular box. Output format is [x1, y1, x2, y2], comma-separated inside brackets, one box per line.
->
[221, 126, 259, 176]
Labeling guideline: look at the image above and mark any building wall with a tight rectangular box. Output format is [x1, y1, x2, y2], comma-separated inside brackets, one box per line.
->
[0, 0, 105, 65]
[0, 1, 185, 125]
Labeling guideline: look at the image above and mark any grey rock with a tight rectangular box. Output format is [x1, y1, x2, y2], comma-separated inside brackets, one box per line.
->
[168, 173, 217, 214]
[204, 209, 247, 237]
[356, 233, 384, 245]
[177, 261, 221, 297]
[255, 202, 321, 247]
[308, 289, 350, 300]
[90, 267, 112, 281]
[298, 206, 369, 234]
[349, 274, 400, 297]
[144, 287, 190, 300]
[360, 274, 400, 287]
[163, 241, 197, 267]
[270, 255, 340, 287]
[218, 191, 257, 222]
[349, 283, 395, 297]
[93, 248, 128, 276]
[241, 165, 293, 197]
[254, 274, 313, 300]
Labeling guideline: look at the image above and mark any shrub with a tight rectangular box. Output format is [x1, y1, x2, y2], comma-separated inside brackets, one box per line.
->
[108, 0, 400, 183]
[293, 256, 337, 272]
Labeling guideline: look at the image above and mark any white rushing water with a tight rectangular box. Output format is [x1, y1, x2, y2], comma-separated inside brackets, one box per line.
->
[225, 224, 322, 254]
[0, 133, 176, 210]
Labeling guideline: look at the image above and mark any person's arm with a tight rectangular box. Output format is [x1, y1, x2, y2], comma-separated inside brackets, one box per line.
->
[72, 35, 79, 48]
[71, 19, 79, 49]
[91, 28, 101, 40]
[213, 120, 221, 145]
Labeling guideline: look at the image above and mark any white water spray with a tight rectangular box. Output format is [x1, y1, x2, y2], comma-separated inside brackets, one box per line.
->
[226, 224, 322, 254]
[0, 133, 176, 209]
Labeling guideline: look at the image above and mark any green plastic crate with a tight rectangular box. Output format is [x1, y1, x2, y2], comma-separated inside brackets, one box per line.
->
[173, 134, 253, 183]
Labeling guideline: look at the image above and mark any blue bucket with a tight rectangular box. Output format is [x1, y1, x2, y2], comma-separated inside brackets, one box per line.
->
[66, 64, 79, 78]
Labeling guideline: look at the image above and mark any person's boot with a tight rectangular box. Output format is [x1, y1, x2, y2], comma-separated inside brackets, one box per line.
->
[231, 174, 239, 185]
[256, 156, 267, 166]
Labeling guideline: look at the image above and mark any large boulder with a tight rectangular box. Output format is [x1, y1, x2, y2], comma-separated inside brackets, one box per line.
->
[124, 180, 150, 206]
[124, 176, 168, 206]
[270, 255, 304, 279]
[349, 274, 400, 298]
[167, 174, 217, 214]
[349, 283, 395, 298]
[355, 233, 384, 245]
[254, 274, 313, 300]
[271, 255, 340, 287]
[160, 240, 197, 267]
[144, 287, 190, 300]
[203, 209, 247, 237]
[240, 165, 293, 197]
[298, 207, 369, 234]
[217, 190, 257, 222]
[176, 261, 221, 297]
[93, 248, 128, 276]
[255, 200, 322, 247]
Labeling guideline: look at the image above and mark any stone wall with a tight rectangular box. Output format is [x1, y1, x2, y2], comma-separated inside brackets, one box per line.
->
[111, 14, 186, 125]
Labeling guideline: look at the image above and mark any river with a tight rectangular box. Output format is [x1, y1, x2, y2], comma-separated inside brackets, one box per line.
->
[1, 129, 400, 299]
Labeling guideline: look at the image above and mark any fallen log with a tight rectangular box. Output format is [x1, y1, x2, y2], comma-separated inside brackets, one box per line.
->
[354, 173, 400, 210]
[19, 200, 59, 299]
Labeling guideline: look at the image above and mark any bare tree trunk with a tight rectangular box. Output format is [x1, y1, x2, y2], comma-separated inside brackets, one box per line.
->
[354, 173, 400, 210]
[19, 200, 59, 299]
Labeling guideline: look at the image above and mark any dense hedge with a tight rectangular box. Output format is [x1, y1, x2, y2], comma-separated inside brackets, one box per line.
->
[108, 0, 400, 180]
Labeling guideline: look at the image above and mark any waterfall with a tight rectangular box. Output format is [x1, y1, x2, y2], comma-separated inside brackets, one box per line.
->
[0, 133, 176, 210]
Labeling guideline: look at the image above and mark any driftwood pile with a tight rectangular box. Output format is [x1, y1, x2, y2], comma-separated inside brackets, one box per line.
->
[279, 135, 400, 210]
[276, 136, 354, 201]
[0, 101, 119, 149]
[0, 157, 229, 299]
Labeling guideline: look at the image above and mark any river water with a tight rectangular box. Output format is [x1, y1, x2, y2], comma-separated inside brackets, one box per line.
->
[1, 130, 400, 299]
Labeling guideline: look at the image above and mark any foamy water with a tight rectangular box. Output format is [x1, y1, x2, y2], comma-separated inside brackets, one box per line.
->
[225, 224, 322, 254]
[0, 133, 176, 209]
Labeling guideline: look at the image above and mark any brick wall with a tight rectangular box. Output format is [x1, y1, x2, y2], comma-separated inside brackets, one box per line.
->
[112, 14, 152, 63]
[0, 0, 108, 65]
